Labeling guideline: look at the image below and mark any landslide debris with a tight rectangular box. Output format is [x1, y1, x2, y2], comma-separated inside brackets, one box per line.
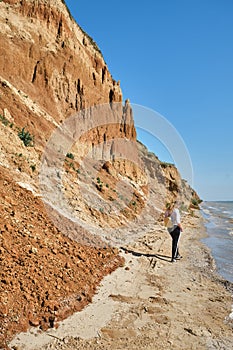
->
[0, 167, 123, 348]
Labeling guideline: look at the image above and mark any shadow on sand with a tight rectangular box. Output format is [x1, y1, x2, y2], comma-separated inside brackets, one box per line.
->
[120, 247, 171, 263]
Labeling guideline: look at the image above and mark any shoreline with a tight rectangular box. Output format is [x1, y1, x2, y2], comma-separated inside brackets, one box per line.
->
[9, 211, 233, 350]
[190, 211, 233, 294]
[200, 201, 233, 285]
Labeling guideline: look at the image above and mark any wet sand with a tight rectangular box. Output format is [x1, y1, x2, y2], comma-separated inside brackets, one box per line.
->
[10, 211, 233, 350]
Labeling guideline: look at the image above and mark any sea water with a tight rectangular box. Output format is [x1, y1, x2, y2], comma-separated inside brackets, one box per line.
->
[201, 201, 233, 283]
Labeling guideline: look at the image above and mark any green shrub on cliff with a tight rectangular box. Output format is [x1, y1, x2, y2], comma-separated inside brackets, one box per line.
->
[190, 197, 202, 209]
[66, 152, 74, 160]
[18, 127, 34, 147]
[160, 161, 175, 168]
[0, 114, 9, 126]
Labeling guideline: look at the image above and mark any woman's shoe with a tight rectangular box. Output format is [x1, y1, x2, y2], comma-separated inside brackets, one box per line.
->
[175, 254, 182, 260]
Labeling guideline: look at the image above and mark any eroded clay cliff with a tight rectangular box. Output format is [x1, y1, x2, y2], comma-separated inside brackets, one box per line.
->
[0, 0, 200, 347]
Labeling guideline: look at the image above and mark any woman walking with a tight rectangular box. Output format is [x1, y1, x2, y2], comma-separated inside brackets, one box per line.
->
[164, 202, 183, 262]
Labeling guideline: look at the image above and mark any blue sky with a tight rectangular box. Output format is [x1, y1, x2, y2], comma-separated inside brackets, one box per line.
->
[65, 0, 233, 201]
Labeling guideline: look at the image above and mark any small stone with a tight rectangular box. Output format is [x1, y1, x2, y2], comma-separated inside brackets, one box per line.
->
[40, 320, 49, 331]
[63, 337, 69, 344]
[76, 295, 82, 302]
[29, 318, 40, 327]
[49, 316, 55, 328]
[29, 246, 38, 254]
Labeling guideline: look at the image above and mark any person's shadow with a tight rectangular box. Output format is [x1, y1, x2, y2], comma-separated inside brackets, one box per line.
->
[120, 246, 171, 262]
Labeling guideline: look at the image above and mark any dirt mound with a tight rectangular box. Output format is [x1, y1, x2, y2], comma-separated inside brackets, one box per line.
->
[0, 167, 123, 348]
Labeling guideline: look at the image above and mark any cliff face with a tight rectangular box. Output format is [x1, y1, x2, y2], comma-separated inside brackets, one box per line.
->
[1, 0, 123, 110]
[0, 0, 135, 148]
[0, 0, 199, 346]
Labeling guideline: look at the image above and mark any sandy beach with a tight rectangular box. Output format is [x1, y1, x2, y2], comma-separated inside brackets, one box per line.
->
[9, 211, 233, 350]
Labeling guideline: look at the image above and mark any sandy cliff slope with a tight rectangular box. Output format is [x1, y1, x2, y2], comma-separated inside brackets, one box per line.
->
[0, 0, 201, 347]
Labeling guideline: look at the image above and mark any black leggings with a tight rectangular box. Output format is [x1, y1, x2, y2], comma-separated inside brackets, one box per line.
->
[170, 226, 181, 260]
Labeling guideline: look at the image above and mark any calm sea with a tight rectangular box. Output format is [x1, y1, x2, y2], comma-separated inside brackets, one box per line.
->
[201, 201, 233, 283]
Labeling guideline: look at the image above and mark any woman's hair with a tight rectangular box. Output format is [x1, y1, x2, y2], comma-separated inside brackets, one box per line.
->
[166, 202, 175, 209]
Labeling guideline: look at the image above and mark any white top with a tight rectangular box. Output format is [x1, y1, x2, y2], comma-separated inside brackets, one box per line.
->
[170, 208, 181, 226]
